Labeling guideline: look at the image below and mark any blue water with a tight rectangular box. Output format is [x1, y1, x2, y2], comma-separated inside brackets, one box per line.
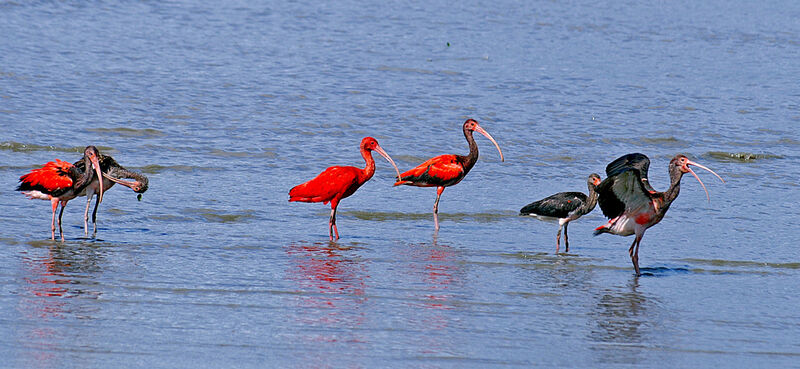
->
[1, 1, 799, 367]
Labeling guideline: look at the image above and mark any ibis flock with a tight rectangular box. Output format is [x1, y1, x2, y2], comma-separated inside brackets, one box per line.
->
[17, 119, 724, 276]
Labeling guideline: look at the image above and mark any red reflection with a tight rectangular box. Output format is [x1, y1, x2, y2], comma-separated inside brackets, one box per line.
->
[409, 240, 458, 311]
[20, 249, 71, 319]
[286, 242, 368, 340]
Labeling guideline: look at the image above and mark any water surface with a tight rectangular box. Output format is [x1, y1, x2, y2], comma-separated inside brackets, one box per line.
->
[1, 0, 799, 367]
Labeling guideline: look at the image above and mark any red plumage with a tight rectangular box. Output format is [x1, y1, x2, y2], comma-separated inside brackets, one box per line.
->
[394, 154, 466, 187]
[392, 119, 504, 230]
[18, 159, 75, 195]
[289, 166, 364, 205]
[289, 137, 401, 241]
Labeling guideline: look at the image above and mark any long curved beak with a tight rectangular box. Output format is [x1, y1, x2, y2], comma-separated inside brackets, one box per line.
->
[373, 144, 402, 181]
[90, 155, 104, 204]
[103, 173, 139, 190]
[686, 159, 725, 202]
[474, 125, 504, 162]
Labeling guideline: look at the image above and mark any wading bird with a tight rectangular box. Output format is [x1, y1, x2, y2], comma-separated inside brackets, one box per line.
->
[17, 146, 104, 241]
[594, 153, 724, 276]
[289, 137, 401, 241]
[394, 119, 504, 230]
[75, 154, 149, 237]
[520, 173, 602, 253]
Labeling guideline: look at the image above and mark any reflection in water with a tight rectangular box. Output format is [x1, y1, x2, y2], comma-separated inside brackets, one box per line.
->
[402, 236, 464, 356]
[17, 241, 105, 369]
[285, 241, 368, 355]
[589, 277, 656, 365]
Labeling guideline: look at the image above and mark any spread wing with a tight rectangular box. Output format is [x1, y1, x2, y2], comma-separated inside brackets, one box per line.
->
[597, 169, 653, 219]
[289, 166, 362, 204]
[605, 153, 655, 193]
[520, 192, 586, 219]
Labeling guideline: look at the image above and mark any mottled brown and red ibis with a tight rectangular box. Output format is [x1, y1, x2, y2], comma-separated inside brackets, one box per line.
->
[594, 153, 725, 276]
[289, 137, 401, 241]
[75, 154, 149, 237]
[16, 146, 104, 241]
[520, 173, 602, 253]
[393, 119, 504, 230]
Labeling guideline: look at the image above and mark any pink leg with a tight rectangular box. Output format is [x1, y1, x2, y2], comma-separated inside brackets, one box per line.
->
[328, 200, 340, 241]
[564, 222, 570, 253]
[50, 198, 59, 240]
[433, 186, 444, 231]
[629, 230, 644, 276]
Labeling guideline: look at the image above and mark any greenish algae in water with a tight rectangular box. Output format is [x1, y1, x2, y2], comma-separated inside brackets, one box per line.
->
[707, 151, 782, 162]
[0, 141, 114, 153]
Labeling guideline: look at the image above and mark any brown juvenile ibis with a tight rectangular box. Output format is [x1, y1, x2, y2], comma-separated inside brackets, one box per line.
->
[289, 137, 401, 241]
[393, 119, 504, 230]
[16, 146, 104, 241]
[74, 154, 149, 237]
[520, 173, 602, 253]
[594, 153, 725, 276]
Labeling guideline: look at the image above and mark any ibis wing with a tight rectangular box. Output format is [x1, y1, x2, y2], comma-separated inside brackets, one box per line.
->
[17, 159, 75, 195]
[397, 154, 464, 186]
[605, 153, 656, 193]
[597, 169, 652, 219]
[520, 192, 586, 218]
[289, 166, 362, 203]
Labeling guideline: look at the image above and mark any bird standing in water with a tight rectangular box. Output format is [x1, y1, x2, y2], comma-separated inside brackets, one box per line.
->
[594, 153, 724, 276]
[17, 146, 104, 241]
[520, 173, 602, 253]
[394, 119, 504, 230]
[74, 154, 149, 237]
[289, 137, 401, 241]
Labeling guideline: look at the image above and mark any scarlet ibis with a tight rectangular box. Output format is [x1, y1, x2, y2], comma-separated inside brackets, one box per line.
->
[16, 146, 104, 241]
[74, 154, 149, 237]
[393, 119, 504, 230]
[520, 173, 602, 253]
[289, 137, 402, 241]
[594, 153, 725, 276]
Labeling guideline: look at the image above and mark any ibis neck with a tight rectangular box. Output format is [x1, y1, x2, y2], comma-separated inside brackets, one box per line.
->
[463, 128, 479, 172]
[360, 147, 376, 182]
[73, 157, 96, 190]
[662, 170, 684, 207]
[582, 185, 600, 213]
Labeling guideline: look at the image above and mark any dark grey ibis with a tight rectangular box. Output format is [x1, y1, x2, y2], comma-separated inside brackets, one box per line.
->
[16, 146, 104, 241]
[75, 154, 149, 237]
[520, 173, 602, 253]
[594, 153, 725, 276]
[393, 119, 504, 230]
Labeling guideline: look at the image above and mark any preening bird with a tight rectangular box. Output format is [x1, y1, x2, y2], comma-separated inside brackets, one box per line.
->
[17, 146, 104, 241]
[74, 154, 149, 237]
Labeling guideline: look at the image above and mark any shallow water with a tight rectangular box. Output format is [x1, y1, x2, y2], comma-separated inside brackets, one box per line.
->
[1, 0, 799, 367]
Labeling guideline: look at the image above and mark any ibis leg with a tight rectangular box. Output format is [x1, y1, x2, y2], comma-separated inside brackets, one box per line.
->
[328, 200, 340, 241]
[91, 195, 100, 237]
[50, 198, 59, 240]
[57, 200, 67, 242]
[556, 225, 562, 254]
[564, 222, 570, 253]
[629, 232, 643, 276]
[83, 191, 93, 237]
[433, 186, 444, 231]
